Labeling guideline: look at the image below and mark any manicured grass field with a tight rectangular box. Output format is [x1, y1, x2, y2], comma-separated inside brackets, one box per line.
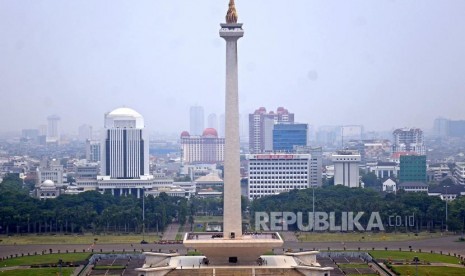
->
[193, 216, 223, 223]
[94, 265, 126, 270]
[0, 233, 160, 245]
[392, 265, 465, 276]
[339, 263, 370, 268]
[369, 250, 462, 264]
[297, 232, 444, 242]
[0, 253, 91, 267]
[0, 267, 75, 276]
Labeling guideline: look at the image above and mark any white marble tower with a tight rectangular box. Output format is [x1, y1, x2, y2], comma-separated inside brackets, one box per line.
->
[220, 0, 244, 239]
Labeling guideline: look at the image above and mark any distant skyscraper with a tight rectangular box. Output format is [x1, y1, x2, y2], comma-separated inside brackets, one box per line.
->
[248, 107, 294, 153]
[78, 124, 93, 141]
[190, 105, 205, 136]
[180, 128, 225, 164]
[207, 113, 218, 131]
[399, 155, 426, 183]
[273, 123, 308, 152]
[448, 120, 465, 137]
[86, 140, 101, 162]
[219, 113, 225, 137]
[340, 125, 363, 144]
[433, 117, 449, 137]
[332, 150, 361, 188]
[46, 115, 60, 143]
[21, 129, 39, 142]
[392, 128, 425, 155]
[101, 107, 149, 179]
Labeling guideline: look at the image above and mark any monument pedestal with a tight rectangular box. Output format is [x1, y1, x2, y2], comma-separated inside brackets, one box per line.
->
[183, 232, 283, 264]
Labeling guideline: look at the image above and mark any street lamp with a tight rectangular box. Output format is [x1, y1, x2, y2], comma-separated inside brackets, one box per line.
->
[312, 185, 315, 232]
[413, 256, 419, 276]
[141, 187, 147, 244]
[58, 259, 63, 276]
[444, 185, 450, 232]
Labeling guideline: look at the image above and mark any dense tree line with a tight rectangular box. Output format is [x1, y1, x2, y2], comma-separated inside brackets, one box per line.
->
[251, 185, 465, 232]
[2, 174, 464, 234]
[0, 174, 188, 235]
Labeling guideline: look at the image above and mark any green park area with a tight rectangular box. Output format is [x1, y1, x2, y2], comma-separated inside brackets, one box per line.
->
[0, 267, 75, 276]
[0, 253, 90, 267]
[297, 231, 444, 242]
[369, 250, 462, 264]
[369, 251, 465, 275]
[0, 253, 89, 276]
[392, 266, 465, 276]
[0, 233, 160, 245]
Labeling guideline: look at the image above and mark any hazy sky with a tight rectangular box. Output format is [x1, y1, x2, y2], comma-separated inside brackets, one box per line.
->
[1, 0, 465, 135]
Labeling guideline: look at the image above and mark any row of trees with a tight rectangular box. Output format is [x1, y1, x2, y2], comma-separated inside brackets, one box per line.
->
[251, 185, 465, 232]
[2, 173, 464, 234]
[0, 174, 187, 235]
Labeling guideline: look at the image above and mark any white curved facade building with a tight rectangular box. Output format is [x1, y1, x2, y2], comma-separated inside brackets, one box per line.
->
[101, 107, 149, 179]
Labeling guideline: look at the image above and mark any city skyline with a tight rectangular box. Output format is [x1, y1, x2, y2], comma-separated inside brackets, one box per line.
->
[1, 0, 465, 135]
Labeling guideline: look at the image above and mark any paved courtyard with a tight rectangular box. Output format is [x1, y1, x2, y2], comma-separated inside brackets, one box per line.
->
[1, 235, 464, 259]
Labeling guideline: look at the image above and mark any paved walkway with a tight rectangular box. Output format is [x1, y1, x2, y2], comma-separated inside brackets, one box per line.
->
[162, 223, 180, 241]
[281, 231, 298, 242]
[1, 235, 464, 259]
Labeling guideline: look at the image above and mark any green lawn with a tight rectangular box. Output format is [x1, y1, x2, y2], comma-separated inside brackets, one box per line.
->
[0, 267, 75, 276]
[297, 232, 444, 242]
[339, 263, 370, 268]
[392, 265, 465, 276]
[0, 233, 160, 245]
[0, 253, 90, 267]
[193, 216, 223, 223]
[94, 265, 126, 270]
[369, 251, 461, 264]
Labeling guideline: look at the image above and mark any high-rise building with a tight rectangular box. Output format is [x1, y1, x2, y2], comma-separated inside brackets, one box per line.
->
[86, 140, 101, 162]
[101, 107, 149, 179]
[316, 125, 339, 147]
[332, 150, 361, 188]
[433, 117, 449, 137]
[46, 115, 60, 143]
[219, 113, 225, 137]
[392, 128, 425, 155]
[37, 159, 64, 187]
[180, 128, 225, 164]
[273, 123, 308, 152]
[247, 153, 312, 200]
[399, 155, 427, 183]
[96, 107, 153, 197]
[207, 113, 218, 131]
[248, 107, 294, 153]
[78, 124, 93, 141]
[449, 120, 465, 137]
[21, 129, 39, 142]
[190, 105, 205, 136]
[295, 146, 323, 187]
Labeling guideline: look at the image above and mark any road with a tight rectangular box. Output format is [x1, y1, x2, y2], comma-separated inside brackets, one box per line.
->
[161, 223, 180, 241]
[1, 235, 464, 260]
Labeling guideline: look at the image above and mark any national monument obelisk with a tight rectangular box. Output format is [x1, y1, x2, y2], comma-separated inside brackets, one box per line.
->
[182, 0, 283, 264]
[221, 0, 243, 239]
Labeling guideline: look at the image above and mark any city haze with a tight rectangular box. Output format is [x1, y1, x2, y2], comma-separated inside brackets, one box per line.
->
[1, 0, 465, 135]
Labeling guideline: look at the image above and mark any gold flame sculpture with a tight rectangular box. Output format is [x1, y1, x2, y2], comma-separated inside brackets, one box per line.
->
[226, 0, 238, 24]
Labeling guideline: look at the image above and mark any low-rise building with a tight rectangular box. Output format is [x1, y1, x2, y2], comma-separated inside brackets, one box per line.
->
[382, 178, 397, 193]
[398, 181, 428, 192]
[368, 161, 399, 179]
[428, 185, 465, 201]
[454, 162, 465, 185]
[36, 180, 62, 199]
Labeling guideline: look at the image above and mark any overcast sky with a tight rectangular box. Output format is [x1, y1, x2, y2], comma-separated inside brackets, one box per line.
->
[1, 0, 465, 136]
